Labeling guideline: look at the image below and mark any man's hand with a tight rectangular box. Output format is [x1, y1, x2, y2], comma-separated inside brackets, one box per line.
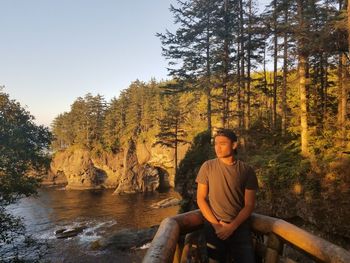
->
[215, 221, 238, 240]
[211, 223, 222, 233]
[214, 189, 256, 240]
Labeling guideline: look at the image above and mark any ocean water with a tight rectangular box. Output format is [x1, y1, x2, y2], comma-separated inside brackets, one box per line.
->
[2, 187, 180, 262]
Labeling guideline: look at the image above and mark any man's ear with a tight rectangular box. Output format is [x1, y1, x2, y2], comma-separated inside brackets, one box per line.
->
[232, 142, 238, 150]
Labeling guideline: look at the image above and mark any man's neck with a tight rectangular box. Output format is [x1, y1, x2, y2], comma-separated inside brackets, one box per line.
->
[218, 155, 236, 165]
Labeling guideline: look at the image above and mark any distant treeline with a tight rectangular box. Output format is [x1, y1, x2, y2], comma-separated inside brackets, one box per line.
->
[51, 80, 207, 154]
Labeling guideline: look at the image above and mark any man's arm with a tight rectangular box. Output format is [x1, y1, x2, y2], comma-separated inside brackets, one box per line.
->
[216, 189, 256, 240]
[196, 183, 219, 225]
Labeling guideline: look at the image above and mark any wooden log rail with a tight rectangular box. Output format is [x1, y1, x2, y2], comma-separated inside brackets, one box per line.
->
[142, 210, 350, 263]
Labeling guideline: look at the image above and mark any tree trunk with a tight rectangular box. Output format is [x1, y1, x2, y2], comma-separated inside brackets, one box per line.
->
[297, 0, 310, 157]
[174, 119, 178, 177]
[206, 7, 212, 133]
[222, 0, 230, 128]
[245, 0, 252, 130]
[263, 46, 269, 123]
[237, 40, 242, 128]
[239, 0, 245, 130]
[272, 0, 278, 131]
[299, 54, 309, 157]
[281, 4, 288, 136]
[320, 54, 327, 119]
[348, 0, 350, 50]
[338, 54, 349, 146]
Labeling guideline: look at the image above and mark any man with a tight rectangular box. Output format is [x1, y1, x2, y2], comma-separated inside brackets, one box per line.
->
[196, 128, 258, 263]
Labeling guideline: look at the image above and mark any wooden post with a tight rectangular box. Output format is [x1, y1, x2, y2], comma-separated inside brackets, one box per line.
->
[180, 243, 191, 263]
[264, 233, 283, 263]
[142, 217, 180, 263]
[143, 210, 204, 263]
[173, 243, 182, 263]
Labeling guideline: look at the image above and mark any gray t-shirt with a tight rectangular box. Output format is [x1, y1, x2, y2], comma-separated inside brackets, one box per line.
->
[196, 158, 258, 222]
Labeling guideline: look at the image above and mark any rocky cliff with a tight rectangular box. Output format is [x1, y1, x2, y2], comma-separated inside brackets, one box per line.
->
[48, 146, 122, 190]
[47, 140, 189, 193]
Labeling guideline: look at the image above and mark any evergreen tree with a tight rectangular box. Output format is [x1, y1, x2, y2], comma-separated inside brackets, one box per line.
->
[102, 98, 123, 153]
[52, 94, 106, 150]
[51, 112, 74, 150]
[157, 0, 220, 132]
[154, 95, 188, 175]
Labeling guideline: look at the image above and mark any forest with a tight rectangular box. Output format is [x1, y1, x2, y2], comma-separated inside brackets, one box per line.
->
[49, 0, 350, 247]
[52, 0, 350, 180]
[2, 0, 350, 261]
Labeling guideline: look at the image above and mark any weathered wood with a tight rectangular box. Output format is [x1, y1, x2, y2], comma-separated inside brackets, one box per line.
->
[180, 243, 191, 263]
[142, 210, 204, 263]
[142, 217, 180, 263]
[172, 210, 205, 234]
[274, 219, 349, 263]
[180, 232, 195, 263]
[265, 248, 279, 263]
[251, 213, 277, 234]
[143, 210, 350, 263]
[251, 213, 350, 263]
[173, 243, 182, 263]
[284, 257, 298, 263]
[264, 233, 283, 263]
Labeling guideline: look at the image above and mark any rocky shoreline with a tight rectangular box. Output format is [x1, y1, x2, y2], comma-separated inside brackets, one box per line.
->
[43, 140, 189, 193]
[41, 133, 350, 253]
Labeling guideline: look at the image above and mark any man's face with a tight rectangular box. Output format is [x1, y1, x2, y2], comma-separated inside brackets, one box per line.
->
[214, 135, 236, 158]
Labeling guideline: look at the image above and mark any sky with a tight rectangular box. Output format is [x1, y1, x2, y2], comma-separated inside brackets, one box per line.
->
[0, 0, 270, 127]
[0, 0, 178, 127]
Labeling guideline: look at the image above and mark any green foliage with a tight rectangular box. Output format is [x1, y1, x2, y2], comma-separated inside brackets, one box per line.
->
[176, 130, 214, 212]
[51, 93, 106, 150]
[52, 80, 167, 152]
[250, 142, 309, 189]
[48, 0, 350, 240]
[154, 94, 188, 148]
[52, 79, 208, 157]
[0, 89, 52, 252]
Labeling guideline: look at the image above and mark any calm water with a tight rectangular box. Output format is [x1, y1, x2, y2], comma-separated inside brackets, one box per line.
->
[3, 187, 180, 262]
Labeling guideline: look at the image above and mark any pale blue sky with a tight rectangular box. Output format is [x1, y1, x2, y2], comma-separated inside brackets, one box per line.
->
[1, 0, 269, 127]
[1, 0, 177, 126]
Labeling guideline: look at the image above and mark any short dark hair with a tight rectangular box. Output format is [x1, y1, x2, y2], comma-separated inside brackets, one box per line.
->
[214, 128, 238, 142]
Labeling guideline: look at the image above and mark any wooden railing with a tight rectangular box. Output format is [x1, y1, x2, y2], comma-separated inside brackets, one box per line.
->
[142, 210, 350, 263]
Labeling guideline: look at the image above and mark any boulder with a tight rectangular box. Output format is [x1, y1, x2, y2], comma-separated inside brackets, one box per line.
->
[150, 197, 181, 209]
[55, 226, 87, 239]
[91, 226, 159, 250]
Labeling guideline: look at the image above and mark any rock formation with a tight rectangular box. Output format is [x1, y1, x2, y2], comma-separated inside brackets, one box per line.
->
[91, 225, 159, 251]
[48, 139, 189, 193]
[49, 147, 122, 190]
[113, 139, 160, 194]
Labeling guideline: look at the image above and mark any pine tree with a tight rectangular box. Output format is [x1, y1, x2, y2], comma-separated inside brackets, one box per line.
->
[157, 0, 220, 132]
[154, 95, 188, 175]
[51, 112, 74, 150]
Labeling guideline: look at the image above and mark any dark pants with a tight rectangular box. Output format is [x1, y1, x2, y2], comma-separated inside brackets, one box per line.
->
[204, 220, 255, 263]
